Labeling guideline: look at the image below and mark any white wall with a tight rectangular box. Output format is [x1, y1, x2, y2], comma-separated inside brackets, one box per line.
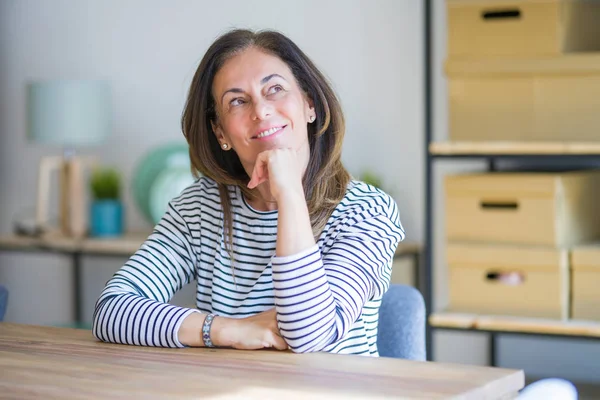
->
[0, 0, 423, 321]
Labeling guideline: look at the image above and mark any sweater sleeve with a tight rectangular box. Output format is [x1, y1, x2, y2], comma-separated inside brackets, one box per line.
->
[272, 201, 404, 353]
[92, 201, 200, 347]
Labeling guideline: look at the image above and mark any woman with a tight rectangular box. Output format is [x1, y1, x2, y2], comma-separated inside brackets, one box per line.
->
[93, 29, 405, 356]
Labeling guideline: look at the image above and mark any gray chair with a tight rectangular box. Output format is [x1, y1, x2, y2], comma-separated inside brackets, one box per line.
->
[0, 285, 8, 322]
[377, 284, 426, 360]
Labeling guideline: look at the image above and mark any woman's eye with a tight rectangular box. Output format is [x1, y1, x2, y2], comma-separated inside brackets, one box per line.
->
[229, 98, 245, 107]
[267, 85, 284, 95]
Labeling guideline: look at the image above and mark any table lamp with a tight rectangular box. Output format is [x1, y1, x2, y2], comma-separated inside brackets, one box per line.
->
[27, 80, 112, 238]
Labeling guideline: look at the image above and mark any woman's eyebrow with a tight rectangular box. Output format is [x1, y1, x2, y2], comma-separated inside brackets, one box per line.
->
[261, 73, 286, 84]
[221, 88, 244, 104]
[220, 74, 287, 104]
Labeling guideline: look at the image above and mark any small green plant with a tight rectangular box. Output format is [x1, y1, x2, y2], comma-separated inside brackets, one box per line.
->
[360, 170, 383, 189]
[90, 167, 121, 200]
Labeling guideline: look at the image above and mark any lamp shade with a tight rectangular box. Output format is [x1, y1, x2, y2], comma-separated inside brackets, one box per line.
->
[27, 80, 111, 146]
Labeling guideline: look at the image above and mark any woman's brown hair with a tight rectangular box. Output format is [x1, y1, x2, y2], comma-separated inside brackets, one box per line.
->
[181, 29, 350, 257]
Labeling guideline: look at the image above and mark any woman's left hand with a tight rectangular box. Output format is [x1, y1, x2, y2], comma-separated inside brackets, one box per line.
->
[247, 148, 305, 201]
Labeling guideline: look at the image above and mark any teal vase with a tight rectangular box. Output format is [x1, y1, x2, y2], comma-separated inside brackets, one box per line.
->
[90, 200, 123, 237]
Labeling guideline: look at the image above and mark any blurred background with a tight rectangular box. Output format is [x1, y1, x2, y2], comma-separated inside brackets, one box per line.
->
[1, 0, 599, 397]
[0, 0, 423, 321]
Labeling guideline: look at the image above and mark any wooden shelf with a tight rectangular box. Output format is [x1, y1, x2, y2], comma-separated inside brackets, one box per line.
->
[430, 312, 600, 338]
[0, 232, 150, 256]
[394, 242, 421, 257]
[0, 232, 420, 259]
[429, 141, 600, 156]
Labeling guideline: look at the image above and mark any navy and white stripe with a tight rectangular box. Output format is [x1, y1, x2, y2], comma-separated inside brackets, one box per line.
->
[93, 177, 405, 355]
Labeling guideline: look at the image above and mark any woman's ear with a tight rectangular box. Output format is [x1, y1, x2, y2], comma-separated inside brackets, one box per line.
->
[211, 120, 224, 141]
[305, 94, 315, 109]
[304, 96, 316, 122]
[211, 120, 231, 151]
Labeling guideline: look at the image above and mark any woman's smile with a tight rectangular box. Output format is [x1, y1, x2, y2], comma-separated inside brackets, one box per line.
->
[253, 124, 287, 141]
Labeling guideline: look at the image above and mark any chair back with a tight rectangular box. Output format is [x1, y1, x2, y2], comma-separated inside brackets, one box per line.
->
[377, 284, 426, 360]
[0, 285, 8, 322]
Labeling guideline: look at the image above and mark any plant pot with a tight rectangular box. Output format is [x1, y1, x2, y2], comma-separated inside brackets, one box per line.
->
[90, 200, 123, 237]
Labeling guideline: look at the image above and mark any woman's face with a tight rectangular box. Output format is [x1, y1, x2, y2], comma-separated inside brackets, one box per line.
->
[211, 47, 314, 177]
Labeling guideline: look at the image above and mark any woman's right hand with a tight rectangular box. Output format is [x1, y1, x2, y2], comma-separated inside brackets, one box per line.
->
[212, 308, 288, 351]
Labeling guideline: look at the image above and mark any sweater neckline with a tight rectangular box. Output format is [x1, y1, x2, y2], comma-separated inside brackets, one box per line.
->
[234, 185, 278, 219]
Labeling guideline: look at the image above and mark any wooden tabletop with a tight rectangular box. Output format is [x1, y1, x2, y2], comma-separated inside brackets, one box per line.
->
[0, 233, 420, 259]
[0, 323, 524, 399]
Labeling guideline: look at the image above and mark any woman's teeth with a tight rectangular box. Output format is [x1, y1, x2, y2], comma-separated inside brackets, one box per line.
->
[256, 126, 282, 138]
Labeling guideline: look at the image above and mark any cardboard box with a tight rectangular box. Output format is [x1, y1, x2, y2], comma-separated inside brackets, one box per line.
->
[445, 171, 600, 247]
[448, 242, 569, 319]
[447, 54, 600, 142]
[447, 0, 600, 58]
[572, 244, 600, 321]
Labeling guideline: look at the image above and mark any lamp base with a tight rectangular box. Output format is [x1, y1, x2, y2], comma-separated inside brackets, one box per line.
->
[36, 155, 95, 238]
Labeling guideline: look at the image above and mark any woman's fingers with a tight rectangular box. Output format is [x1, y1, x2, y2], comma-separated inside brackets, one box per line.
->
[258, 309, 287, 350]
[247, 148, 305, 201]
[270, 331, 289, 351]
[267, 310, 288, 350]
[248, 152, 269, 189]
[232, 307, 288, 351]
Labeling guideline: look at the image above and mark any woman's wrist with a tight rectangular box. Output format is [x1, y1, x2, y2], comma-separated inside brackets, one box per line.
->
[178, 312, 238, 348]
[210, 316, 239, 348]
[276, 187, 306, 210]
[274, 182, 305, 205]
[178, 312, 207, 347]
[275, 186, 314, 257]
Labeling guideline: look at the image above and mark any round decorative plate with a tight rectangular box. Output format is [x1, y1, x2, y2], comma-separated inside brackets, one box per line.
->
[132, 142, 196, 225]
[149, 165, 195, 224]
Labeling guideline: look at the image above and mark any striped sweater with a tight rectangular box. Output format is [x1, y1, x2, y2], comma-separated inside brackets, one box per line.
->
[93, 177, 405, 355]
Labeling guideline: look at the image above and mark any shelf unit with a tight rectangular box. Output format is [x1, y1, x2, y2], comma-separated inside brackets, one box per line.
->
[421, 1, 600, 364]
[424, 143, 600, 364]
[424, 141, 600, 364]
[429, 312, 600, 366]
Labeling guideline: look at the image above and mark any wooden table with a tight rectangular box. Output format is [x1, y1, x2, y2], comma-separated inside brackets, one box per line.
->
[0, 233, 422, 325]
[0, 323, 524, 399]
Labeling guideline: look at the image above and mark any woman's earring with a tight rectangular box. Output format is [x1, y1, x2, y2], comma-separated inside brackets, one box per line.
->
[309, 115, 315, 123]
[222, 143, 229, 150]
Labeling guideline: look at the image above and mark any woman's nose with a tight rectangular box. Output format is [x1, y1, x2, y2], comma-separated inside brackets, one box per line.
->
[251, 97, 272, 121]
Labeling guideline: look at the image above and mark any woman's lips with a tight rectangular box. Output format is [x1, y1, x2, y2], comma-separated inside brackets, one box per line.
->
[253, 125, 287, 141]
